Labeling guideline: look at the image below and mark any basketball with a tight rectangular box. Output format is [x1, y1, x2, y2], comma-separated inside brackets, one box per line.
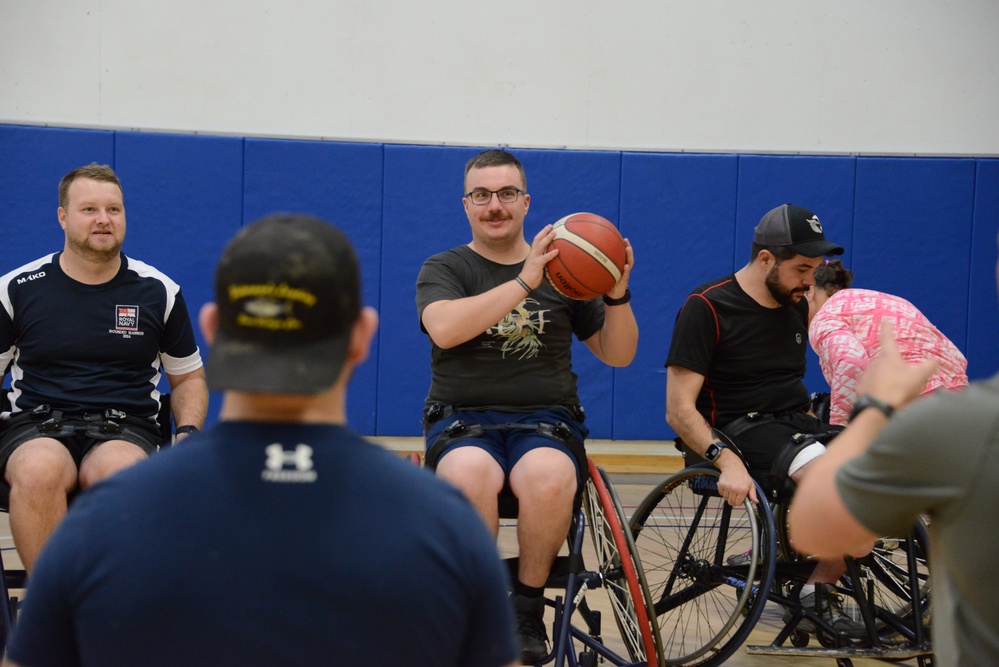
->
[544, 212, 627, 300]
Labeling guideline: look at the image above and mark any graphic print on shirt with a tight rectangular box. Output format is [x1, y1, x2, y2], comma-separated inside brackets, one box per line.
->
[261, 443, 317, 483]
[488, 298, 550, 360]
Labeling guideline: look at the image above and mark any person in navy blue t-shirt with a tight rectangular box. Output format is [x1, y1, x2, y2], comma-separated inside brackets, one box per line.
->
[0, 163, 207, 572]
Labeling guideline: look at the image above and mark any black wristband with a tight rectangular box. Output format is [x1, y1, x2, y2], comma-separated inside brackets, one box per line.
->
[514, 276, 532, 294]
[175, 424, 200, 435]
[602, 288, 631, 306]
[847, 395, 895, 423]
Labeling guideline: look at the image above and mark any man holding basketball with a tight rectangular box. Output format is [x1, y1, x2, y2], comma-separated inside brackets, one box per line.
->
[417, 149, 638, 664]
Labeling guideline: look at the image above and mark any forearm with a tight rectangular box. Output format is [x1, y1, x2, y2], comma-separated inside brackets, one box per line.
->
[593, 303, 638, 366]
[168, 369, 208, 428]
[422, 277, 533, 349]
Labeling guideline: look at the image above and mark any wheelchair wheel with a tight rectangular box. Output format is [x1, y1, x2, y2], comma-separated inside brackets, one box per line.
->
[848, 520, 931, 648]
[584, 459, 664, 667]
[775, 504, 931, 651]
[630, 466, 776, 666]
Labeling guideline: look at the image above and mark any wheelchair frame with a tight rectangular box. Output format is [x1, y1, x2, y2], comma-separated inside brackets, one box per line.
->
[508, 457, 666, 667]
[629, 463, 933, 667]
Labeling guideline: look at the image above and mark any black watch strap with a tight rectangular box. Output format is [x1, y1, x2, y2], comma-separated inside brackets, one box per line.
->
[848, 395, 895, 423]
[175, 424, 200, 435]
[602, 288, 631, 306]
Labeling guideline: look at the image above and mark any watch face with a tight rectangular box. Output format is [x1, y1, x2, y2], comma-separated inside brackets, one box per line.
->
[705, 443, 720, 461]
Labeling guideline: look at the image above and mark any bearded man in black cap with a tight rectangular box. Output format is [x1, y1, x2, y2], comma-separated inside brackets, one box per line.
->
[4, 214, 518, 667]
[664, 203, 868, 638]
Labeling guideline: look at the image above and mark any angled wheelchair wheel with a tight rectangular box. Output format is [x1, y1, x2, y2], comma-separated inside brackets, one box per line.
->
[584, 459, 664, 666]
[847, 519, 932, 649]
[630, 466, 776, 667]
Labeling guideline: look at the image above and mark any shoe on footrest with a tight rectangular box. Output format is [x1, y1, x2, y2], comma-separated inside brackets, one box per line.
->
[514, 594, 549, 664]
[784, 584, 869, 641]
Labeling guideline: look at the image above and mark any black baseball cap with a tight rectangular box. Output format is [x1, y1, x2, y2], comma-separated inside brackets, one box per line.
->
[754, 204, 844, 257]
[205, 213, 361, 395]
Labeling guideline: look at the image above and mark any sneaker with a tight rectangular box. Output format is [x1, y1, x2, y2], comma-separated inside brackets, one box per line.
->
[726, 549, 760, 567]
[514, 594, 549, 664]
[784, 584, 869, 640]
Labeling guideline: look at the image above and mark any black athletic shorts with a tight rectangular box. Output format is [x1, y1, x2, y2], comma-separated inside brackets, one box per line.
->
[0, 416, 161, 479]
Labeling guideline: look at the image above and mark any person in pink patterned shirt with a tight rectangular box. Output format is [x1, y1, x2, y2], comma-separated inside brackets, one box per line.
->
[807, 260, 969, 425]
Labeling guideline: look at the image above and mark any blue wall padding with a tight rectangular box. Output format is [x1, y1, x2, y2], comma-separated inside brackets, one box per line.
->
[616, 152, 739, 440]
[114, 131, 246, 423]
[853, 158, 976, 362]
[2, 124, 997, 440]
[0, 126, 115, 269]
[968, 160, 999, 376]
[243, 139, 385, 434]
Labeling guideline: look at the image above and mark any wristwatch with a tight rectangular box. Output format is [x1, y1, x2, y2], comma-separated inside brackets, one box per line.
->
[175, 424, 200, 435]
[704, 441, 728, 462]
[848, 395, 895, 423]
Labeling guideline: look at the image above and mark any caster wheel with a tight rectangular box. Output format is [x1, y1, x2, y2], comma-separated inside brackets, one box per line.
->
[791, 629, 810, 648]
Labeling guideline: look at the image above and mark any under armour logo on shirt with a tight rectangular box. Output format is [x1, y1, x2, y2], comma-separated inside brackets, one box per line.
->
[261, 443, 317, 483]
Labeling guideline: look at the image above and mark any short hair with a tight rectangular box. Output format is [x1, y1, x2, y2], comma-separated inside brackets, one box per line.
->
[59, 163, 123, 209]
[750, 242, 796, 264]
[464, 149, 527, 192]
[813, 259, 854, 294]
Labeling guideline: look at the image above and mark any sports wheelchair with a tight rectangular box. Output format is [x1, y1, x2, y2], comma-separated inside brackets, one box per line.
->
[628, 428, 932, 667]
[0, 389, 176, 649]
[422, 416, 666, 667]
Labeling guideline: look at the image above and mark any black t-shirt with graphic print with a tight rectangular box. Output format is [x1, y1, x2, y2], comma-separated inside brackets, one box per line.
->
[417, 245, 604, 410]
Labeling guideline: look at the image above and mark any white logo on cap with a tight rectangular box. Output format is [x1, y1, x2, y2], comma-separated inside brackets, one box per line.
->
[261, 443, 317, 483]
[806, 215, 823, 234]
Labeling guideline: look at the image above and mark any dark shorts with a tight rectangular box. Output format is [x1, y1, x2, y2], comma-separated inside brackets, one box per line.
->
[424, 408, 589, 482]
[720, 411, 843, 494]
[0, 415, 161, 480]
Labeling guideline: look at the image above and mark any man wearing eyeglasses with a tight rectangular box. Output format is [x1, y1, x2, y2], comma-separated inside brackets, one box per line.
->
[416, 149, 638, 664]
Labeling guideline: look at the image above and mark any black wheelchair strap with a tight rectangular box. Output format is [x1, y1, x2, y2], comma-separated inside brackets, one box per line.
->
[721, 412, 777, 439]
[425, 418, 587, 478]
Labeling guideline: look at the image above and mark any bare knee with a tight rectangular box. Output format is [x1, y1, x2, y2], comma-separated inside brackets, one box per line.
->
[5, 439, 78, 499]
[79, 440, 148, 489]
[509, 448, 577, 507]
[435, 447, 505, 502]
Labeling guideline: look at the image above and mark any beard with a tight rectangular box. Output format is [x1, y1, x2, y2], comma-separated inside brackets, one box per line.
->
[67, 232, 123, 263]
[765, 263, 808, 307]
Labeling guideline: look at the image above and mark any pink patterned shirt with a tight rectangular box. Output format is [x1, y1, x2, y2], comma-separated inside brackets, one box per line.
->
[809, 288, 969, 425]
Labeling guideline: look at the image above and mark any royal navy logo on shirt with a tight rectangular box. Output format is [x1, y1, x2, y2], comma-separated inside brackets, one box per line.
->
[108, 305, 145, 338]
[261, 443, 317, 483]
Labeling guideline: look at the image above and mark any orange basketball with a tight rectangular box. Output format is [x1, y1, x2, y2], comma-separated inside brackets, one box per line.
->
[544, 212, 627, 300]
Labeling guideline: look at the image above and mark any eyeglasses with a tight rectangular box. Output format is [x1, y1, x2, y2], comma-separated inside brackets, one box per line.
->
[465, 188, 525, 206]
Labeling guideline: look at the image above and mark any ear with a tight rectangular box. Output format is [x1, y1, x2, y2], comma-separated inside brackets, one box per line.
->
[57, 207, 68, 231]
[523, 192, 530, 214]
[199, 303, 219, 345]
[757, 248, 775, 268]
[347, 307, 379, 367]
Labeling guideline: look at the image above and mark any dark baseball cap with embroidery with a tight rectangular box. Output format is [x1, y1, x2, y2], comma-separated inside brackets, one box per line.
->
[205, 213, 361, 394]
[754, 204, 844, 257]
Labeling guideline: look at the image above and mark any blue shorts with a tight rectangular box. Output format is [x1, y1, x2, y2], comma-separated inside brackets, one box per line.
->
[425, 408, 589, 480]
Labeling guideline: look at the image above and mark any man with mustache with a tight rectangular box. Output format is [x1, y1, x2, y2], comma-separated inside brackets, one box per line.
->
[417, 149, 638, 664]
[664, 203, 865, 637]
